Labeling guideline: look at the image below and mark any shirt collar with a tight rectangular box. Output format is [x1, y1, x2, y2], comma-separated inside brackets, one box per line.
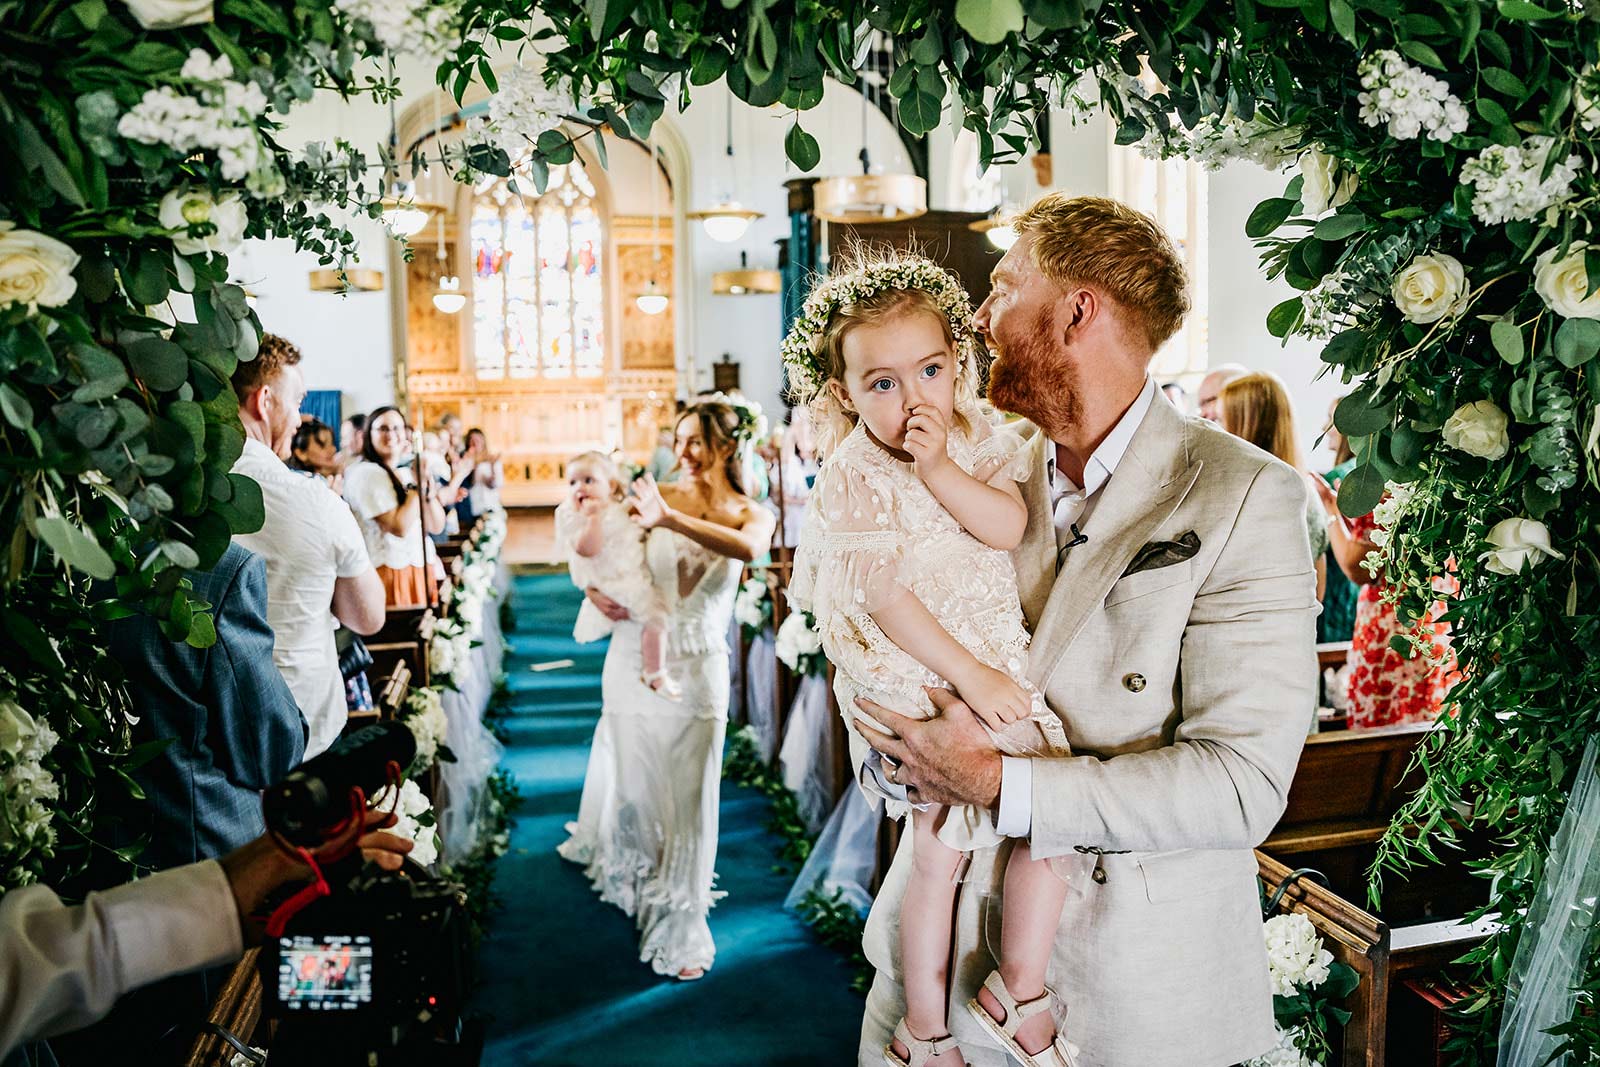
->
[1049, 376, 1157, 496]
[242, 436, 279, 463]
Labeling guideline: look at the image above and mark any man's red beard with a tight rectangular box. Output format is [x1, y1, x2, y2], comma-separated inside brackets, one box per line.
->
[987, 305, 1082, 434]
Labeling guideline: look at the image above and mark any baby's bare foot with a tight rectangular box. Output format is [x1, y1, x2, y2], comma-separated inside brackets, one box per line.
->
[975, 984, 1058, 1057]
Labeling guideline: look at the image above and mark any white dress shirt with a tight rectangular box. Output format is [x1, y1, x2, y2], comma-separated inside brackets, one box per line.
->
[234, 439, 372, 758]
[0, 861, 241, 1056]
[995, 377, 1157, 838]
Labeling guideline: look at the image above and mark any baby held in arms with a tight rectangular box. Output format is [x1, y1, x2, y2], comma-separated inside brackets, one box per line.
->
[786, 252, 1078, 1067]
[556, 451, 678, 700]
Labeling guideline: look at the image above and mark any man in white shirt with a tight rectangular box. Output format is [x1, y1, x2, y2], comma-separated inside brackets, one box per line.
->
[231, 335, 385, 758]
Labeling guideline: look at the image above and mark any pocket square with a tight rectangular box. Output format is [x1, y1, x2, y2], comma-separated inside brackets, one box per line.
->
[1122, 531, 1201, 578]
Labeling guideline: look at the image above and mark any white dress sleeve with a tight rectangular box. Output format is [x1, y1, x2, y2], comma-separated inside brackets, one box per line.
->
[966, 419, 1034, 486]
[790, 453, 906, 620]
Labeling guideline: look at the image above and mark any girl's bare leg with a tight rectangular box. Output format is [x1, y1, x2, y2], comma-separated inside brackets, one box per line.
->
[974, 840, 1071, 1055]
[890, 806, 967, 1067]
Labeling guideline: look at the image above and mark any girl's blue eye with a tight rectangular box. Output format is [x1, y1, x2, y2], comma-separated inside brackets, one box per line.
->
[922, 363, 941, 378]
[871, 379, 894, 392]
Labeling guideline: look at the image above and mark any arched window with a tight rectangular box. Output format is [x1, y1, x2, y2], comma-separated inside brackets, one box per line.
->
[471, 161, 605, 380]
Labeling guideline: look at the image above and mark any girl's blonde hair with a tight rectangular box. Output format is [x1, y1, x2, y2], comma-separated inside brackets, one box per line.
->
[798, 248, 986, 455]
[566, 450, 626, 500]
[1219, 372, 1304, 470]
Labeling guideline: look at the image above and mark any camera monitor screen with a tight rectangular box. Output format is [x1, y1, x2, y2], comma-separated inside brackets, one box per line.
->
[275, 935, 374, 1011]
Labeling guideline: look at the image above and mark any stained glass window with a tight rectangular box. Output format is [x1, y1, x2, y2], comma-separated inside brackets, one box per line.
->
[471, 161, 604, 380]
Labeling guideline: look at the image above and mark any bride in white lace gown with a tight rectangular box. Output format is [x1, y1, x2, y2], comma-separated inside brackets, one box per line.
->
[559, 398, 776, 979]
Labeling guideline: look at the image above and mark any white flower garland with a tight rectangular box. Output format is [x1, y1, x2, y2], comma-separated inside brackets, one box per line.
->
[1356, 49, 1469, 143]
[735, 574, 772, 633]
[1458, 135, 1581, 226]
[401, 686, 448, 774]
[779, 256, 983, 405]
[0, 699, 62, 888]
[472, 63, 574, 162]
[117, 49, 275, 190]
[774, 610, 826, 677]
[1245, 913, 1352, 1067]
[332, 0, 460, 59]
[368, 777, 438, 867]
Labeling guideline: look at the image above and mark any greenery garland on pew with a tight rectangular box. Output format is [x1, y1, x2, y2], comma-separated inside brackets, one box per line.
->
[467, 4, 1600, 1060]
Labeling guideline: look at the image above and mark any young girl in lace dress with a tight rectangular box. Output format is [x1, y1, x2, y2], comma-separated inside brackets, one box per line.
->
[788, 256, 1078, 1067]
[555, 451, 678, 699]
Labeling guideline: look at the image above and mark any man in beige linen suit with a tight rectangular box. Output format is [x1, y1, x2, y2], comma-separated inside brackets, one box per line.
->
[853, 195, 1318, 1067]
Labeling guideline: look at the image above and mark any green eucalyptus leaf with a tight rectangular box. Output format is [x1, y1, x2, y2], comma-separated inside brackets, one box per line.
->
[956, 0, 1024, 43]
[1245, 198, 1296, 239]
[215, 472, 265, 533]
[1266, 297, 1303, 338]
[1335, 388, 1395, 437]
[1313, 213, 1368, 241]
[126, 338, 188, 392]
[1552, 318, 1600, 368]
[1490, 319, 1525, 365]
[784, 122, 821, 171]
[1337, 463, 1387, 519]
[35, 515, 116, 579]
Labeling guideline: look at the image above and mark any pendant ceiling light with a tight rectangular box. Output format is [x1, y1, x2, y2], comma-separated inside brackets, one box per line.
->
[712, 251, 781, 295]
[969, 211, 1019, 251]
[635, 135, 671, 316]
[376, 62, 442, 237]
[427, 94, 465, 314]
[813, 44, 926, 225]
[687, 96, 763, 242]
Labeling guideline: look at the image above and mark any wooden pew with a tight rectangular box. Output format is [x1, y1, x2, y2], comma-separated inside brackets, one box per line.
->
[184, 949, 265, 1067]
[365, 607, 433, 689]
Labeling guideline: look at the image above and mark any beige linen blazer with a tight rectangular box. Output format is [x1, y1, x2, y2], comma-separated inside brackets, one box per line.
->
[859, 395, 1319, 1067]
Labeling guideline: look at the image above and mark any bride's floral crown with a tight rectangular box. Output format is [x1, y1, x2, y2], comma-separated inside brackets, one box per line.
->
[689, 391, 768, 445]
[779, 255, 985, 405]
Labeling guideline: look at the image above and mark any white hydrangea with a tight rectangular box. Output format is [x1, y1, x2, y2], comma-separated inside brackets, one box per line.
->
[403, 687, 448, 772]
[1458, 135, 1581, 226]
[333, 0, 458, 59]
[774, 610, 823, 672]
[1246, 1024, 1320, 1067]
[734, 578, 769, 631]
[0, 699, 62, 881]
[1187, 113, 1301, 171]
[1356, 50, 1468, 142]
[117, 49, 273, 184]
[369, 777, 438, 867]
[1263, 913, 1335, 996]
[473, 64, 574, 161]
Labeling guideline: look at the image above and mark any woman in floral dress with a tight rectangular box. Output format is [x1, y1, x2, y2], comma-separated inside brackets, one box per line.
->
[1313, 479, 1460, 728]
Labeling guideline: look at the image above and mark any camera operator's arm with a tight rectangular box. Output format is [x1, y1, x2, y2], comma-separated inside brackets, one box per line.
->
[0, 813, 412, 1058]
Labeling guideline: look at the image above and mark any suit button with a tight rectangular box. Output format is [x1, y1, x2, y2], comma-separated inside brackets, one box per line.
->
[1092, 863, 1107, 884]
[1123, 672, 1146, 693]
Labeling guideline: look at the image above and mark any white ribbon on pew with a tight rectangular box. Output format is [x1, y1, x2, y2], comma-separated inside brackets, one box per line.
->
[743, 628, 781, 763]
[1499, 737, 1599, 1067]
[783, 782, 880, 916]
[779, 673, 837, 836]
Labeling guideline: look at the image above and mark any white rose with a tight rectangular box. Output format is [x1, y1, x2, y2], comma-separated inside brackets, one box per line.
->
[0, 700, 37, 758]
[158, 189, 247, 257]
[1298, 147, 1357, 215]
[1479, 517, 1564, 575]
[1391, 253, 1467, 324]
[0, 222, 79, 311]
[1262, 913, 1334, 996]
[1441, 399, 1510, 460]
[1533, 241, 1600, 320]
[120, 0, 212, 28]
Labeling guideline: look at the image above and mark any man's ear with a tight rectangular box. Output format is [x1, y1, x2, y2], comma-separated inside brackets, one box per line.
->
[1060, 287, 1100, 342]
[827, 377, 856, 414]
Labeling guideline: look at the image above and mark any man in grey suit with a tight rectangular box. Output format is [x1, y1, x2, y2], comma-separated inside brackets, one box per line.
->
[113, 540, 307, 871]
[854, 195, 1318, 1066]
[52, 542, 307, 1063]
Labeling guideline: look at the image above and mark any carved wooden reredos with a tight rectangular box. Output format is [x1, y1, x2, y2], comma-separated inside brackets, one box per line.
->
[398, 115, 678, 506]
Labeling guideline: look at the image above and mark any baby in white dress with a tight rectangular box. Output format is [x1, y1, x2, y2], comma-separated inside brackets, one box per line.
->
[787, 254, 1078, 1067]
[556, 451, 678, 699]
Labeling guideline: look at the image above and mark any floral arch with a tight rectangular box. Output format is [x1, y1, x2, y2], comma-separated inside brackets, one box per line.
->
[0, 1, 1596, 1060]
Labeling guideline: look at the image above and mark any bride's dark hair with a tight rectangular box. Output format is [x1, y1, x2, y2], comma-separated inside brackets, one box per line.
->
[676, 398, 748, 497]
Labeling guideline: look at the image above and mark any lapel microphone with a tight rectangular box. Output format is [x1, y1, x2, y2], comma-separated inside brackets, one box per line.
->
[1056, 524, 1089, 568]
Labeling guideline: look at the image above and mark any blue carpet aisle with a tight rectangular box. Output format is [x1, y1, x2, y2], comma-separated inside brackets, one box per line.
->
[472, 571, 863, 1066]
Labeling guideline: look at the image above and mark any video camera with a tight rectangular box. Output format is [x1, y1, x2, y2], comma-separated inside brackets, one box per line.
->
[257, 721, 481, 1065]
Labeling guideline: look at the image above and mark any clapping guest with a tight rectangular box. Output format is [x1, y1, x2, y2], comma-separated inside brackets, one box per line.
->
[231, 335, 385, 759]
[344, 406, 447, 609]
[1316, 398, 1359, 644]
[289, 418, 341, 488]
[465, 427, 503, 514]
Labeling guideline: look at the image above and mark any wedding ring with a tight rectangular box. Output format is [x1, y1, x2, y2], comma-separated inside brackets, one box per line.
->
[884, 759, 900, 784]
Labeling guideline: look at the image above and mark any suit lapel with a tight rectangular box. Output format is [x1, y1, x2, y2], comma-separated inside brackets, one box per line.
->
[1013, 426, 1057, 630]
[1029, 399, 1203, 676]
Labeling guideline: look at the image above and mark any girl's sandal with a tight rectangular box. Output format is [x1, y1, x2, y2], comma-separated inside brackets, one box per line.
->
[964, 969, 1081, 1067]
[884, 1019, 962, 1067]
[641, 669, 682, 701]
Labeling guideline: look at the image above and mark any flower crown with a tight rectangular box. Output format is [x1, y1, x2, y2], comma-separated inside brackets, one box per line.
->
[689, 392, 769, 446]
[779, 255, 984, 404]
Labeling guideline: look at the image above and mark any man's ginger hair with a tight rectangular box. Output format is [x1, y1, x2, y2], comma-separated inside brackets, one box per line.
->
[1011, 194, 1191, 354]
